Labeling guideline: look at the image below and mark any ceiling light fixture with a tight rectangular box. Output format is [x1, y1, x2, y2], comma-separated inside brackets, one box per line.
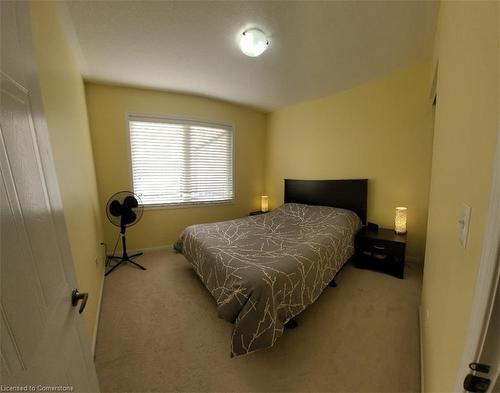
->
[239, 28, 269, 57]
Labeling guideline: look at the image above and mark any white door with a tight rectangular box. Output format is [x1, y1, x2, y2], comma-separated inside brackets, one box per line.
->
[0, 1, 100, 391]
[455, 127, 500, 393]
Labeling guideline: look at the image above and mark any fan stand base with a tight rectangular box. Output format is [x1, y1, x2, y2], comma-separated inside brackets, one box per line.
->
[105, 231, 146, 276]
[105, 253, 146, 276]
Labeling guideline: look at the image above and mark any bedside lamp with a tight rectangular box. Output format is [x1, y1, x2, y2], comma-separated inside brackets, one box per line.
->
[261, 196, 269, 212]
[395, 207, 407, 235]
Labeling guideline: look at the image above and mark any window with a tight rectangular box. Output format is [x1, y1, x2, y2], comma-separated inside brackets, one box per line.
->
[128, 115, 234, 207]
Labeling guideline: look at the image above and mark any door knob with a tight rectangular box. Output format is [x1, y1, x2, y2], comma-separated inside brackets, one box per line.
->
[464, 363, 491, 393]
[463, 374, 490, 393]
[71, 289, 88, 314]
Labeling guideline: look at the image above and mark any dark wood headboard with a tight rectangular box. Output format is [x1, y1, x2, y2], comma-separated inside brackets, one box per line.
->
[284, 179, 368, 224]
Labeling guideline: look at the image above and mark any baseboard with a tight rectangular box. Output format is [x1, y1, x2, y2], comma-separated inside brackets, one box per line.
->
[91, 271, 105, 358]
[407, 255, 423, 264]
[418, 305, 425, 393]
[129, 244, 173, 254]
[106, 244, 173, 258]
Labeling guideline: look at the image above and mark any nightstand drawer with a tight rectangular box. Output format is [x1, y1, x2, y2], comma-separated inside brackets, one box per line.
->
[355, 237, 405, 259]
[354, 253, 404, 278]
[354, 227, 407, 279]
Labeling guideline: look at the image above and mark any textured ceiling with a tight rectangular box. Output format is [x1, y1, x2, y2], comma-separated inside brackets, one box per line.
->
[59, 0, 438, 111]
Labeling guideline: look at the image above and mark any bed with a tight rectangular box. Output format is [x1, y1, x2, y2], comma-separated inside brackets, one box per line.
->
[174, 179, 368, 357]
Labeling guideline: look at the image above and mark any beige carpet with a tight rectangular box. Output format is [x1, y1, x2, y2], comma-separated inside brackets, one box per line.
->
[95, 248, 422, 393]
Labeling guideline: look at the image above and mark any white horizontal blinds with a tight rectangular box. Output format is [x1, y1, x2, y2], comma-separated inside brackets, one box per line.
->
[129, 116, 233, 206]
[188, 125, 233, 203]
[129, 120, 185, 205]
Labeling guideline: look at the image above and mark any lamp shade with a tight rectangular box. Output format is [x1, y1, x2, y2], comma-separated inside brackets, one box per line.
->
[261, 196, 269, 212]
[395, 207, 407, 234]
[239, 28, 269, 57]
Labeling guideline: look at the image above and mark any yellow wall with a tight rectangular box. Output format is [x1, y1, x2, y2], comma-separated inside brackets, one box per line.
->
[85, 84, 267, 249]
[265, 62, 434, 259]
[30, 6, 499, 386]
[30, 1, 104, 341]
[421, 2, 499, 392]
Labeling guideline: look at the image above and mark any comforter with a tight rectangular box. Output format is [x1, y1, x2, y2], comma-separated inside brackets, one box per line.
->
[174, 203, 361, 356]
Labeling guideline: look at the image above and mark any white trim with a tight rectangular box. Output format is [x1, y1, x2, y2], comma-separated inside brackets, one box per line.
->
[107, 244, 173, 257]
[453, 129, 500, 392]
[129, 244, 173, 254]
[20, 1, 78, 293]
[91, 272, 105, 357]
[141, 200, 234, 211]
[406, 255, 423, 264]
[419, 305, 425, 393]
[127, 112, 235, 130]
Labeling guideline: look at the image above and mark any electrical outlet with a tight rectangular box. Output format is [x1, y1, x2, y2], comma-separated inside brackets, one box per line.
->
[458, 204, 471, 248]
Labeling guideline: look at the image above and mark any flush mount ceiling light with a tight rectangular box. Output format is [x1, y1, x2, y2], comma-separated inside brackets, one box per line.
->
[239, 28, 269, 57]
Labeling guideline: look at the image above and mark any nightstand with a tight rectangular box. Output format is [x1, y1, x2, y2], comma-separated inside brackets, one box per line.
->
[353, 227, 407, 279]
[249, 211, 267, 216]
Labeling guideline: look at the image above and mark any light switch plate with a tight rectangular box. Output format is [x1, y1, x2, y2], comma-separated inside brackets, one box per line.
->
[458, 204, 471, 248]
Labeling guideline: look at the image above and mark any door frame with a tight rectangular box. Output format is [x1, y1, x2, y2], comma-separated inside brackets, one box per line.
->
[15, 1, 78, 288]
[453, 128, 500, 392]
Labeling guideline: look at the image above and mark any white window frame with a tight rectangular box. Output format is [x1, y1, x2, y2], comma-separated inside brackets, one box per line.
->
[125, 113, 235, 209]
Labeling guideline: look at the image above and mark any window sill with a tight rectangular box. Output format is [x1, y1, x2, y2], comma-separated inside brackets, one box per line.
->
[141, 200, 234, 211]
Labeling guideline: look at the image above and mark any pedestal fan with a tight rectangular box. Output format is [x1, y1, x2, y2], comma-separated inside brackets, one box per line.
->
[105, 191, 146, 276]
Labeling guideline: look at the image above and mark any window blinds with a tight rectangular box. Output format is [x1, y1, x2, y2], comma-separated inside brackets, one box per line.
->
[128, 116, 234, 206]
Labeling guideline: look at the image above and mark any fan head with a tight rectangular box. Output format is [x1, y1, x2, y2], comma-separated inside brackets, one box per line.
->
[106, 191, 143, 228]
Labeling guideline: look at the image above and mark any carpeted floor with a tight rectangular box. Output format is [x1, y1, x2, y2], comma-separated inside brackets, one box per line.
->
[95, 248, 422, 393]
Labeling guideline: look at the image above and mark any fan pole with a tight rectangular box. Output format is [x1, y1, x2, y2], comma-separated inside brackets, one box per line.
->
[105, 226, 146, 276]
[121, 225, 128, 258]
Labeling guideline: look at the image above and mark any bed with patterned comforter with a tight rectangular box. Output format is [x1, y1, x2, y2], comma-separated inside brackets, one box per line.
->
[174, 203, 362, 357]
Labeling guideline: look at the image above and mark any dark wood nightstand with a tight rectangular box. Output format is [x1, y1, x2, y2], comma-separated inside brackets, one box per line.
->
[353, 227, 407, 279]
[249, 211, 267, 216]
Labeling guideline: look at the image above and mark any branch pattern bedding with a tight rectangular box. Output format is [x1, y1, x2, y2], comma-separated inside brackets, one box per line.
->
[174, 203, 362, 357]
